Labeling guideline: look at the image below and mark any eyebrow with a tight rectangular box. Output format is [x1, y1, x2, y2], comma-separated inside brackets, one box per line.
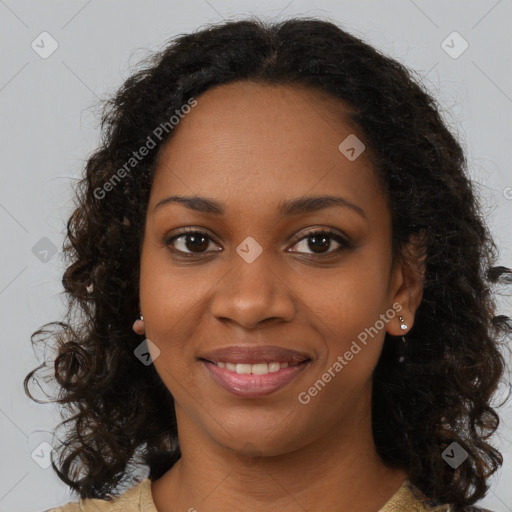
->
[153, 194, 366, 219]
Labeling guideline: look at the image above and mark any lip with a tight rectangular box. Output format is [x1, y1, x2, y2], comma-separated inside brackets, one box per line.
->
[199, 345, 311, 365]
[201, 359, 311, 398]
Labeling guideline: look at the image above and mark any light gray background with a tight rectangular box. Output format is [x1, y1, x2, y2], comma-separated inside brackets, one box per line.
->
[1, 1, 511, 511]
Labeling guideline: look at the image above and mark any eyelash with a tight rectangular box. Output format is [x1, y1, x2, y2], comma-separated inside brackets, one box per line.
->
[163, 226, 352, 259]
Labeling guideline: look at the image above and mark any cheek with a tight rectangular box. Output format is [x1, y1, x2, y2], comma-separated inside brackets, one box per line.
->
[139, 240, 211, 331]
[138, 248, 204, 379]
[304, 251, 392, 381]
[310, 252, 391, 332]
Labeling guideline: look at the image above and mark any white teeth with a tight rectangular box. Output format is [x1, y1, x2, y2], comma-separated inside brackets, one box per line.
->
[251, 363, 268, 374]
[236, 363, 252, 374]
[215, 361, 298, 374]
[268, 362, 281, 372]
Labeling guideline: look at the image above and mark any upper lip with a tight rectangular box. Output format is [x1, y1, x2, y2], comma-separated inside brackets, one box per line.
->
[199, 345, 311, 365]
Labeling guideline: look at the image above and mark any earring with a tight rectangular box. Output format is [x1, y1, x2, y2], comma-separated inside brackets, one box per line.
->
[132, 311, 144, 334]
[398, 315, 408, 345]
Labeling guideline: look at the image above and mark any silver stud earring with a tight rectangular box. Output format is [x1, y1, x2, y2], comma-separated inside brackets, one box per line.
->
[399, 315, 408, 331]
[139, 312, 144, 321]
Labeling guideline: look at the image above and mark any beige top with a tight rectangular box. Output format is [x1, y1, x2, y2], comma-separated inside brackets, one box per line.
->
[42, 478, 475, 512]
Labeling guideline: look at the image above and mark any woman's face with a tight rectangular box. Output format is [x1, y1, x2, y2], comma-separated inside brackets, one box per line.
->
[139, 82, 418, 456]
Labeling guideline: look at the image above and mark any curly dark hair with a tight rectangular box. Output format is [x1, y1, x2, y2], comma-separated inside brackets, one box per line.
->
[24, 17, 511, 509]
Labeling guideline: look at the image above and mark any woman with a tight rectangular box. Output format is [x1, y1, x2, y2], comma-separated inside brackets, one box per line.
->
[27, 17, 510, 512]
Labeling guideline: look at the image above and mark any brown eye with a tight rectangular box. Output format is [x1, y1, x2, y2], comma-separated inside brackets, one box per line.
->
[288, 228, 350, 256]
[306, 233, 331, 254]
[165, 229, 218, 255]
[164, 227, 351, 259]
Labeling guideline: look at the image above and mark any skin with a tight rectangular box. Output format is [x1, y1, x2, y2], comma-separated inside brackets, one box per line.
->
[134, 81, 424, 512]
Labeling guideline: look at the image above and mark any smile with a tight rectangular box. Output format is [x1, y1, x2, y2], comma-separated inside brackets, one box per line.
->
[200, 359, 311, 398]
[212, 361, 299, 374]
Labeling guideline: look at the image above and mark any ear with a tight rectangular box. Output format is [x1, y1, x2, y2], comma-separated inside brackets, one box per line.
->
[386, 233, 426, 336]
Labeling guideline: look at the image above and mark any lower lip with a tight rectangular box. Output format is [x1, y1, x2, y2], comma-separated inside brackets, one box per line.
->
[201, 360, 310, 398]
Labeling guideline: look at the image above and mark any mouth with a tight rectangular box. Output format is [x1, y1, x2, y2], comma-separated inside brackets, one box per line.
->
[204, 360, 302, 375]
[199, 358, 312, 398]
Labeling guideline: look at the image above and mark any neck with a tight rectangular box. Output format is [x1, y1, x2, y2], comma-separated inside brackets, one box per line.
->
[151, 392, 407, 512]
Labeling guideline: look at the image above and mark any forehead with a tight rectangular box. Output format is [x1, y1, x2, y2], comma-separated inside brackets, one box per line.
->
[148, 82, 384, 220]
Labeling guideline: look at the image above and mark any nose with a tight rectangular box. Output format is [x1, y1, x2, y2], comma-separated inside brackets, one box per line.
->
[210, 250, 296, 329]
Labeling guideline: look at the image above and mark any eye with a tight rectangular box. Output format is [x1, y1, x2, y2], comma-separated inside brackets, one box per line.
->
[164, 228, 220, 257]
[288, 228, 350, 256]
[163, 227, 351, 258]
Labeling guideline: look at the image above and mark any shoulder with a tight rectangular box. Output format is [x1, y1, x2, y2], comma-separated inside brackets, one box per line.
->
[40, 477, 156, 512]
[380, 479, 496, 512]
